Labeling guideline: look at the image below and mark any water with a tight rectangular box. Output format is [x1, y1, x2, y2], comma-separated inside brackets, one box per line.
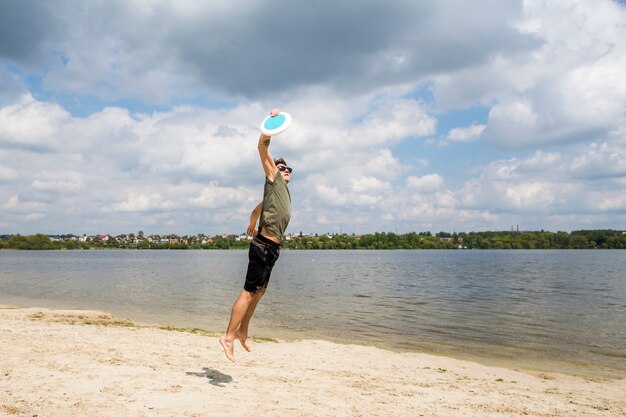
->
[1, 249, 625, 377]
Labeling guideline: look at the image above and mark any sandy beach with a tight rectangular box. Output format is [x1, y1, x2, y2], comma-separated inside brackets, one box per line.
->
[1, 307, 624, 417]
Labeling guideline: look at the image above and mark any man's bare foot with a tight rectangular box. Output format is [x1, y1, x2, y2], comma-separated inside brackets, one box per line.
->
[219, 335, 236, 363]
[236, 331, 252, 352]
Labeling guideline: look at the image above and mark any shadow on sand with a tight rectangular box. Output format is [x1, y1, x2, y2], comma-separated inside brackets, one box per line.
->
[186, 367, 233, 387]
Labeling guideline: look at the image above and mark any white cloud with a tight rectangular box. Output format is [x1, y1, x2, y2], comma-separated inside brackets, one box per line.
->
[569, 140, 626, 179]
[31, 171, 84, 192]
[351, 99, 437, 146]
[189, 182, 257, 208]
[313, 183, 382, 207]
[110, 193, 174, 213]
[490, 97, 536, 125]
[0, 94, 69, 150]
[455, 137, 626, 218]
[406, 174, 444, 193]
[434, 123, 486, 147]
[504, 181, 557, 210]
[481, 151, 564, 180]
[1, 195, 48, 219]
[350, 176, 392, 193]
[447, 123, 486, 142]
[362, 149, 405, 179]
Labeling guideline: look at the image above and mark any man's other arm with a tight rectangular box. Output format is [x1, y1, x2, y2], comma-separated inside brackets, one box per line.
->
[247, 202, 262, 236]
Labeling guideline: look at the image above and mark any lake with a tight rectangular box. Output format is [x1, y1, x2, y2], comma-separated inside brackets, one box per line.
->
[1, 249, 625, 377]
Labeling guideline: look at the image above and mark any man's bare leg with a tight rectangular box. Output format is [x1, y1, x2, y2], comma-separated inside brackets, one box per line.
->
[220, 289, 264, 362]
[236, 288, 265, 352]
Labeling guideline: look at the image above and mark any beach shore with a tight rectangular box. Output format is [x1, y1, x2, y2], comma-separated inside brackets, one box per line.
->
[1, 307, 624, 417]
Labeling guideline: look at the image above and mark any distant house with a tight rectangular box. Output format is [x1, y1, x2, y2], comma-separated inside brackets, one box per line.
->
[235, 234, 254, 242]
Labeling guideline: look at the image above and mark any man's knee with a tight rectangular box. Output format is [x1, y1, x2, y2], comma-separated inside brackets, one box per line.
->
[243, 287, 266, 297]
[249, 288, 266, 298]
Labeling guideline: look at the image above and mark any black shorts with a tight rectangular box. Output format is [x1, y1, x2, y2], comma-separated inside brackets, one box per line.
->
[244, 234, 280, 293]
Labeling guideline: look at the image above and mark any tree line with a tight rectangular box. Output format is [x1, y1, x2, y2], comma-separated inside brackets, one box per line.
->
[1, 229, 625, 250]
[285, 230, 626, 249]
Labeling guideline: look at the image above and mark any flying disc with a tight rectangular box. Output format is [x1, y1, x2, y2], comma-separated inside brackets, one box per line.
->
[260, 112, 291, 136]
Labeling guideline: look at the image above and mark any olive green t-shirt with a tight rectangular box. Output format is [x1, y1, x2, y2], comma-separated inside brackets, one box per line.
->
[258, 170, 291, 242]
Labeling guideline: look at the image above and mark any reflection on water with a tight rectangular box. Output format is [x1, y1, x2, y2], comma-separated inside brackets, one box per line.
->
[1, 249, 625, 377]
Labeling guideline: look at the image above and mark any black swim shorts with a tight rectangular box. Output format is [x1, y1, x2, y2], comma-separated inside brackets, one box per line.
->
[244, 234, 280, 293]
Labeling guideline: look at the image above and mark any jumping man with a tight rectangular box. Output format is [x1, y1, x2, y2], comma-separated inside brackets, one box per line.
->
[219, 108, 292, 363]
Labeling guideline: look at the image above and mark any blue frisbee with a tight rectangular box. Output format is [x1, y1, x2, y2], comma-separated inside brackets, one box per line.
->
[260, 112, 291, 136]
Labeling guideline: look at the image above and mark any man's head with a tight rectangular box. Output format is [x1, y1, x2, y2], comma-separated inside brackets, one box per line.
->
[274, 158, 292, 183]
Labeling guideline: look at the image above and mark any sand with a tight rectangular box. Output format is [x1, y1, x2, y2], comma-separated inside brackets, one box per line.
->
[1, 307, 624, 417]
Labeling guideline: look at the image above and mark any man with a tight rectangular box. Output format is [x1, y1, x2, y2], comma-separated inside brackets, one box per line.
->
[219, 109, 292, 363]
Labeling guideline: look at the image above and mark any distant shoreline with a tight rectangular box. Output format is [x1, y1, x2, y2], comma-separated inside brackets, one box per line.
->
[2, 247, 626, 251]
[2, 229, 626, 250]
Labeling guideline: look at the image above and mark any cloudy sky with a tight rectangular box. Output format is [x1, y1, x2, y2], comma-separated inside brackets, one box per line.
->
[1, 0, 625, 236]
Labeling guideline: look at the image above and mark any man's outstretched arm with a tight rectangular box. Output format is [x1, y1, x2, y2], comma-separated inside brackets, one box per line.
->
[258, 108, 281, 180]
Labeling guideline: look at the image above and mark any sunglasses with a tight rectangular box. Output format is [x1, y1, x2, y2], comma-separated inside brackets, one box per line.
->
[278, 165, 293, 174]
